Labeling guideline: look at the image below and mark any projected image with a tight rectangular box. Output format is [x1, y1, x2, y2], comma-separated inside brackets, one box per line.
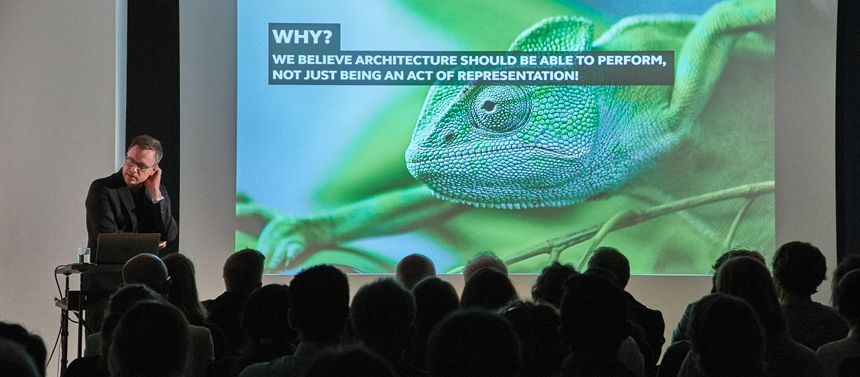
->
[236, 0, 775, 274]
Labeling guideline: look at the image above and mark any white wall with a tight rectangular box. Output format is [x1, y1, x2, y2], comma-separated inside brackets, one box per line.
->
[0, 1, 117, 375]
[0, 0, 840, 376]
[178, 0, 239, 318]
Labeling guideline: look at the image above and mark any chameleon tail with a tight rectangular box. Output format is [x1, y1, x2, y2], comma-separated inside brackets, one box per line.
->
[669, 0, 775, 125]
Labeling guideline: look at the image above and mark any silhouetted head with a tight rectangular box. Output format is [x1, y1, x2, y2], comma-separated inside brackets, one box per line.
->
[832, 255, 860, 307]
[109, 301, 190, 377]
[411, 276, 459, 364]
[712, 248, 766, 271]
[241, 284, 296, 350]
[101, 284, 163, 358]
[0, 338, 40, 377]
[460, 267, 518, 310]
[587, 247, 630, 288]
[710, 248, 766, 292]
[412, 277, 459, 333]
[688, 293, 765, 377]
[301, 345, 397, 377]
[351, 278, 416, 350]
[122, 253, 171, 296]
[162, 253, 207, 325]
[714, 256, 786, 337]
[428, 309, 521, 377]
[0, 323, 46, 377]
[559, 272, 630, 356]
[463, 252, 507, 283]
[835, 270, 860, 327]
[107, 284, 163, 316]
[289, 264, 349, 343]
[532, 262, 578, 309]
[772, 241, 827, 297]
[224, 248, 265, 294]
[395, 254, 436, 290]
[584, 266, 624, 290]
[502, 301, 566, 377]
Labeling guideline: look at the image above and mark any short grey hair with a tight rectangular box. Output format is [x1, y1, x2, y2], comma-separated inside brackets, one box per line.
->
[128, 135, 163, 164]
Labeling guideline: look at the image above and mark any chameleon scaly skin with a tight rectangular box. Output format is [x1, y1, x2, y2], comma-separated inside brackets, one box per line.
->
[405, 0, 774, 209]
[248, 0, 775, 270]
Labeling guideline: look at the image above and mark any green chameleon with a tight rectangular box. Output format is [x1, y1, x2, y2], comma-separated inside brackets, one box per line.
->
[240, 0, 775, 272]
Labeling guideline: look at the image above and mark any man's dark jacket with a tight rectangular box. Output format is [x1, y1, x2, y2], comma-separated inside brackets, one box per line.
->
[85, 169, 178, 250]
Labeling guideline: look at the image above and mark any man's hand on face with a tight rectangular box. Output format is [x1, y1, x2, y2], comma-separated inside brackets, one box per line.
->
[145, 166, 163, 199]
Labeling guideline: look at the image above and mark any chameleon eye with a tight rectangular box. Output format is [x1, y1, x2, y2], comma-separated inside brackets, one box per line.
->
[468, 84, 531, 133]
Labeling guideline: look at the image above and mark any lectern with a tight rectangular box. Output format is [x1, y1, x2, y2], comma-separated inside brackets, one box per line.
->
[54, 263, 122, 375]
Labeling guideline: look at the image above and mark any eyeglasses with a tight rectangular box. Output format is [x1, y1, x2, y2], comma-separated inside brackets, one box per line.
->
[125, 157, 157, 172]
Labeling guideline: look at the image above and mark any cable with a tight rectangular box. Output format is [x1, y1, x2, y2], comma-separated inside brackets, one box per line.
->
[49, 266, 63, 375]
[72, 311, 93, 334]
[45, 321, 62, 372]
[49, 265, 67, 374]
[54, 265, 65, 299]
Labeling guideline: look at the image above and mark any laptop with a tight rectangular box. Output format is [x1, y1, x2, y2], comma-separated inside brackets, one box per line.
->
[94, 233, 161, 264]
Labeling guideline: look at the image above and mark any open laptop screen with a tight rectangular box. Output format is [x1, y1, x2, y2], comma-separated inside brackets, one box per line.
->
[94, 233, 160, 265]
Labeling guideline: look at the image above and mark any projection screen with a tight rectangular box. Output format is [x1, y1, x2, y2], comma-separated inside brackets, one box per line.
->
[235, 0, 783, 275]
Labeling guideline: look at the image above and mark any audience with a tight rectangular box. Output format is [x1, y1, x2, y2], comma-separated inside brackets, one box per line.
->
[582, 268, 646, 377]
[656, 341, 689, 377]
[350, 278, 426, 377]
[396, 254, 436, 290]
[0, 338, 41, 377]
[671, 248, 766, 343]
[300, 345, 397, 377]
[831, 254, 860, 307]
[109, 300, 190, 377]
[772, 241, 849, 351]
[587, 247, 665, 376]
[231, 284, 296, 376]
[239, 264, 349, 377]
[45, 242, 858, 377]
[460, 267, 518, 310]
[427, 309, 521, 377]
[502, 301, 567, 377]
[659, 248, 767, 377]
[163, 253, 209, 325]
[411, 276, 459, 369]
[817, 269, 860, 377]
[119, 253, 215, 377]
[531, 261, 578, 309]
[122, 253, 173, 296]
[163, 253, 229, 360]
[204, 248, 266, 358]
[463, 252, 508, 283]
[69, 284, 162, 377]
[556, 267, 648, 377]
[680, 293, 766, 377]
[559, 272, 637, 377]
[715, 256, 824, 376]
[0, 322, 46, 377]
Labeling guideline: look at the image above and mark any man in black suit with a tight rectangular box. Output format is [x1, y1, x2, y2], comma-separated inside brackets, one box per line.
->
[588, 247, 665, 377]
[83, 135, 178, 330]
[85, 134, 178, 251]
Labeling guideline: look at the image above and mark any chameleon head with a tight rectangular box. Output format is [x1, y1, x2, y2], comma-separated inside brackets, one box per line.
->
[405, 80, 607, 209]
[405, 16, 651, 209]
